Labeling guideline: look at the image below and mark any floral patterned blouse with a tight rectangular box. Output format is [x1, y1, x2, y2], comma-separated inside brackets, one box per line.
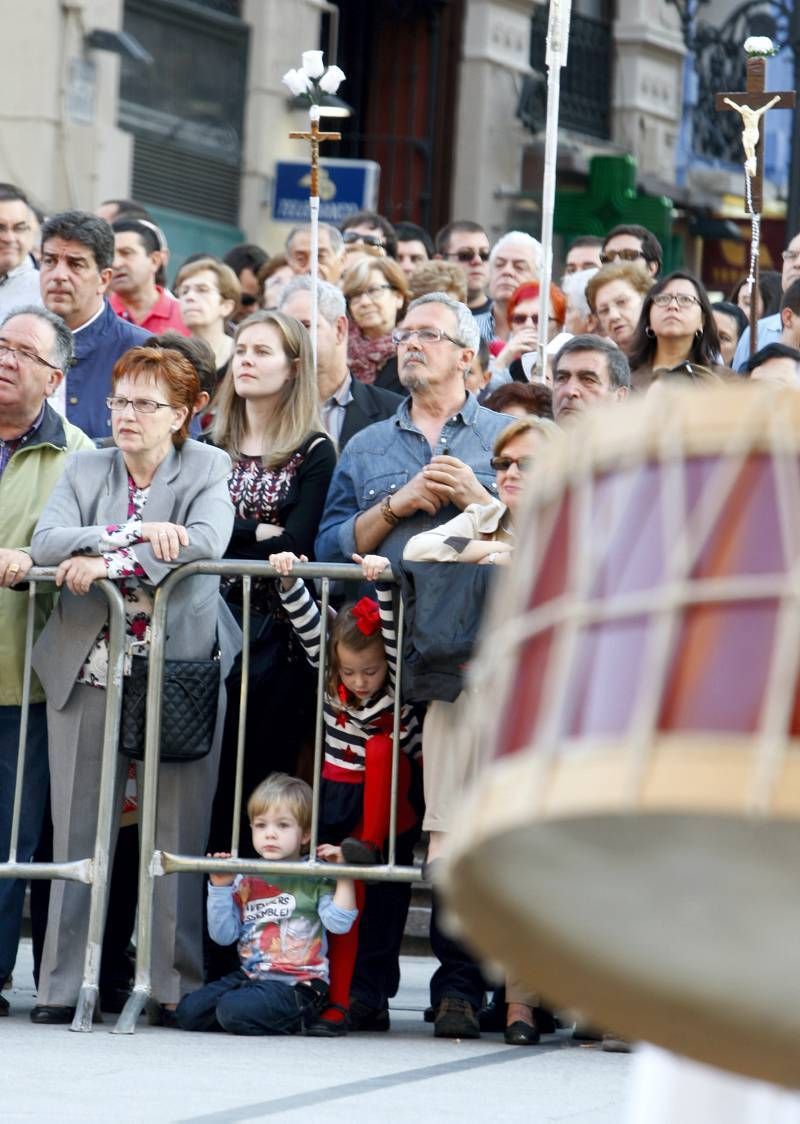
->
[77, 474, 152, 690]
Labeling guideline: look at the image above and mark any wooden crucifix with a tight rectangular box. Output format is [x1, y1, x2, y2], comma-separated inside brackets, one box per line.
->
[715, 56, 795, 355]
[289, 112, 341, 198]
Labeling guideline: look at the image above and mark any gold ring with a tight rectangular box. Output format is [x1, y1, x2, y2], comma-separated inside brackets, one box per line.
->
[8, 563, 20, 574]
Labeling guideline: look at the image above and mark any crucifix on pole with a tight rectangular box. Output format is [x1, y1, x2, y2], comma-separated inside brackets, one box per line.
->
[288, 106, 341, 371]
[715, 48, 795, 357]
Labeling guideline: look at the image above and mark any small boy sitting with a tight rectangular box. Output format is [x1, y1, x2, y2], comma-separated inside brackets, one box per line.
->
[176, 773, 357, 1035]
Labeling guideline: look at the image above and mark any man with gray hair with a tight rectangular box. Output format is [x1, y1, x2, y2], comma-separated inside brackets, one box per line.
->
[285, 222, 346, 284]
[279, 275, 401, 449]
[0, 304, 93, 1015]
[315, 290, 511, 1040]
[552, 333, 631, 425]
[315, 290, 510, 565]
[487, 230, 542, 341]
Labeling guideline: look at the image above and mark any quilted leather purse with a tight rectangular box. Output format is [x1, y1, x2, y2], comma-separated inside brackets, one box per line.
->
[119, 647, 220, 763]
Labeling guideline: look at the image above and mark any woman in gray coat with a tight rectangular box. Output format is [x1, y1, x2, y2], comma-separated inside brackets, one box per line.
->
[30, 345, 240, 1024]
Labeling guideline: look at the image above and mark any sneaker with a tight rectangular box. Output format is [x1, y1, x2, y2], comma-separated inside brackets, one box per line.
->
[434, 996, 480, 1039]
[348, 998, 390, 1032]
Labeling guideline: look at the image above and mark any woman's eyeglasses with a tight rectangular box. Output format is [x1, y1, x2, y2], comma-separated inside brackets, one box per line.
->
[490, 455, 534, 472]
[349, 284, 393, 302]
[651, 292, 701, 309]
[106, 396, 175, 414]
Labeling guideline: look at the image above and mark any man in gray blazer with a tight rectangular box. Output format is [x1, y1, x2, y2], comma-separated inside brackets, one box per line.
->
[280, 275, 402, 450]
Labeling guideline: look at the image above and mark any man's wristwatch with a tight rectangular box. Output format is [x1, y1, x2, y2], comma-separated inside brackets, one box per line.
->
[380, 494, 401, 527]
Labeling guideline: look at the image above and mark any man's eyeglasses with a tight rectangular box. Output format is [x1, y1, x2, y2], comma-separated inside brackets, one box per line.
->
[391, 327, 465, 346]
[0, 341, 61, 371]
[343, 231, 386, 249]
[652, 292, 701, 309]
[446, 249, 490, 263]
[490, 455, 534, 472]
[599, 249, 647, 265]
[0, 223, 31, 237]
[782, 250, 800, 262]
[106, 396, 175, 414]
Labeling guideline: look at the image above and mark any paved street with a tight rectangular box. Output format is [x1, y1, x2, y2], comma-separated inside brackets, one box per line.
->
[3, 940, 631, 1122]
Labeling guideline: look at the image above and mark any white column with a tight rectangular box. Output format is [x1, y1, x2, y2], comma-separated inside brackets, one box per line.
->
[451, 0, 537, 240]
[240, 0, 324, 255]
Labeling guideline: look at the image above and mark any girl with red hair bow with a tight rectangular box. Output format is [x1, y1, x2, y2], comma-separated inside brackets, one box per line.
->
[269, 549, 422, 1035]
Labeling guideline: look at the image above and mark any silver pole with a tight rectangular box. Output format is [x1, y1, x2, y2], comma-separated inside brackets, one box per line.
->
[308, 576, 330, 859]
[72, 579, 127, 1032]
[8, 583, 36, 862]
[387, 594, 405, 867]
[114, 576, 171, 1033]
[230, 575, 251, 857]
[538, 0, 572, 379]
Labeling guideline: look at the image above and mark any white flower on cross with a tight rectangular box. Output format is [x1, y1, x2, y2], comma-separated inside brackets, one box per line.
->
[282, 52, 346, 103]
[744, 36, 778, 58]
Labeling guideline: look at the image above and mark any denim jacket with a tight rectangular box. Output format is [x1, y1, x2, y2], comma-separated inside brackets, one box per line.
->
[314, 392, 512, 565]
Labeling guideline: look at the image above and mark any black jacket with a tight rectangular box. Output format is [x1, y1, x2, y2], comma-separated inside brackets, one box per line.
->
[339, 377, 403, 450]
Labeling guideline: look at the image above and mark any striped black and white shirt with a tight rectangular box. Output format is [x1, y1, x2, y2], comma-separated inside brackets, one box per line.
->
[279, 579, 423, 780]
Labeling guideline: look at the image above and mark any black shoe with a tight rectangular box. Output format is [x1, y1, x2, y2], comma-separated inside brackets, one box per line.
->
[602, 1032, 632, 1053]
[573, 1022, 604, 1042]
[423, 1004, 438, 1024]
[434, 996, 480, 1039]
[30, 1004, 76, 1025]
[99, 986, 132, 1015]
[534, 1006, 558, 1035]
[348, 998, 390, 1032]
[146, 1000, 179, 1028]
[477, 1000, 505, 1032]
[306, 1004, 349, 1037]
[0, 994, 8, 1017]
[341, 838, 383, 866]
[504, 1019, 540, 1046]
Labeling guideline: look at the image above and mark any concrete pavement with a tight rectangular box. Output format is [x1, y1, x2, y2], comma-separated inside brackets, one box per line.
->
[2, 940, 631, 1122]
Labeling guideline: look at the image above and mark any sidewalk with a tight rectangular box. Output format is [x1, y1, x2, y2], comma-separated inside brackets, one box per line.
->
[2, 939, 630, 1122]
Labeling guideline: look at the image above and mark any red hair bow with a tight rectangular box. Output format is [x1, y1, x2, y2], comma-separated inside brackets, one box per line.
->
[351, 597, 381, 637]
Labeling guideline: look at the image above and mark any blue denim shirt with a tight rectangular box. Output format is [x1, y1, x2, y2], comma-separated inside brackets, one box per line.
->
[314, 392, 512, 566]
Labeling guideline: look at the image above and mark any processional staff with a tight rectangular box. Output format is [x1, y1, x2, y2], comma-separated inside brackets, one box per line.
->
[283, 52, 345, 371]
[715, 38, 795, 358]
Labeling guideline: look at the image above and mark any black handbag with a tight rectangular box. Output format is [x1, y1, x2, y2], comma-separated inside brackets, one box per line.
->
[119, 647, 221, 763]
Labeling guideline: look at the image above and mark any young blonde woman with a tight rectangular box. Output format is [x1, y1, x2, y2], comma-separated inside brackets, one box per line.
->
[208, 312, 336, 867]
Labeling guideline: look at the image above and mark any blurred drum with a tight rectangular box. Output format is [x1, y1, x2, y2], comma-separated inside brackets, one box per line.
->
[443, 384, 800, 1088]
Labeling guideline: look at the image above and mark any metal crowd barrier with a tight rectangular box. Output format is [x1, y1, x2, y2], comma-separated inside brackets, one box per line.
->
[1, 569, 127, 1032]
[115, 560, 420, 1035]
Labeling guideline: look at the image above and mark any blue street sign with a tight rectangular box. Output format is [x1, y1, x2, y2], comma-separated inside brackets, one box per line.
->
[272, 158, 380, 223]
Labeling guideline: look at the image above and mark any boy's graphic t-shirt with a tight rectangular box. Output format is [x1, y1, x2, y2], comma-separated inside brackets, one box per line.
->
[208, 873, 356, 984]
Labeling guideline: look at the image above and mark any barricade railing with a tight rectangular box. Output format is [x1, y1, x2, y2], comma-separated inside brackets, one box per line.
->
[115, 560, 421, 1035]
[1, 568, 127, 1032]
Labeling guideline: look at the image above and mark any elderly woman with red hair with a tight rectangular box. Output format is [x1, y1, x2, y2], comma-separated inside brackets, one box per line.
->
[490, 280, 566, 377]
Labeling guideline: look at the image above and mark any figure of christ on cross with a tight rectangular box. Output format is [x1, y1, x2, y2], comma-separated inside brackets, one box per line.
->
[289, 111, 341, 199]
[716, 57, 795, 356]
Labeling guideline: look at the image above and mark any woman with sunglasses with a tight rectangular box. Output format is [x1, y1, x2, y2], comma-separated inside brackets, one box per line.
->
[404, 415, 561, 1046]
[492, 280, 566, 377]
[627, 271, 732, 392]
[342, 257, 409, 393]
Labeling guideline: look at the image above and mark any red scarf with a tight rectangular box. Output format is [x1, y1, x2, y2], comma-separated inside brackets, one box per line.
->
[347, 320, 397, 385]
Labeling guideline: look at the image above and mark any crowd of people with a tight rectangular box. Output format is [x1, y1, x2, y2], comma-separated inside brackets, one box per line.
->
[1, 178, 800, 1047]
